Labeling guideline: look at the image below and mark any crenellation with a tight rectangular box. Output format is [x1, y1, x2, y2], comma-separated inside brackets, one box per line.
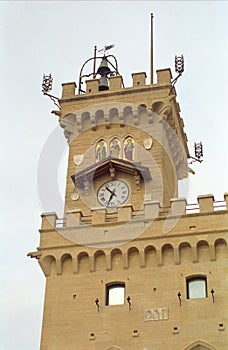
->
[156, 68, 172, 85]
[91, 207, 106, 225]
[61, 82, 77, 99]
[109, 75, 122, 90]
[224, 192, 228, 208]
[41, 212, 58, 230]
[170, 197, 187, 216]
[131, 72, 147, 87]
[197, 194, 215, 213]
[86, 78, 99, 94]
[41, 195, 228, 232]
[117, 205, 132, 222]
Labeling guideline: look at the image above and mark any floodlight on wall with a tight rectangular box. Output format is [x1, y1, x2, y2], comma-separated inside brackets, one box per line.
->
[189, 142, 203, 164]
[175, 55, 184, 74]
[41, 73, 60, 109]
[177, 292, 182, 306]
[169, 55, 184, 95]
[95, 298, 100, 312]
[127, 296, 131, 310]
[211, 289, 215, 303]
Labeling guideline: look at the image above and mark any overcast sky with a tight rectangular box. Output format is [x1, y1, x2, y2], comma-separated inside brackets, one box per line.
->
[1, 1, 228, 349]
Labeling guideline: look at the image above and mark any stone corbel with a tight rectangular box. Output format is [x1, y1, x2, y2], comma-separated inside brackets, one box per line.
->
[27, 251, 42, 259]
[76, 115, 82, 133]
[109, 165, 115, 178]
[60, 113, 76, 142]
[119, 112, 125, 127]
[72, 258, 79, 274]
[89, 256, 95, 273]
[90, 115, 97, 131]
[134, 173, 141, 190]
[123, 252, 128, 269]
[56, 259, 62, 276]
[133, 110, 139, 125]
[106, 254, 112, 271]
[105, 112, 111, 129]
[147, 109, 154, 124]
[83, 177, 91, 196]
[209, 244, 216, 261]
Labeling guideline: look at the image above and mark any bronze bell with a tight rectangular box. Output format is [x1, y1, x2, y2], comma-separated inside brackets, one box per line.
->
[97, 58, 111, 76]
[98, 76, 109, 91]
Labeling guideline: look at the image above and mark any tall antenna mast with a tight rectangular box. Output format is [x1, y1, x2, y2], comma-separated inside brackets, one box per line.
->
[150, 13, 154, 84]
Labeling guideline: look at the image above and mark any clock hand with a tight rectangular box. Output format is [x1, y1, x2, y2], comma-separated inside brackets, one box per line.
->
[105, 186, 113, 194]
[105, 186, 117, 197]
[107, 188, 116, 205]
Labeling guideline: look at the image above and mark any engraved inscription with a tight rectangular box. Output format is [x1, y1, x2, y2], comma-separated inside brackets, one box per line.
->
[144, 308, 168, 321]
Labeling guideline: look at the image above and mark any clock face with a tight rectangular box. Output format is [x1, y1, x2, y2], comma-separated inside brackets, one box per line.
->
[97, 180, 130, 208]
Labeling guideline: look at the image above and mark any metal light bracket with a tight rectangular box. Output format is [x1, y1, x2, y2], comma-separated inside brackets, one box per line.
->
[189, 142, 203, 164]
[169, 55, 184, 95]
[42, 74, 60, 109]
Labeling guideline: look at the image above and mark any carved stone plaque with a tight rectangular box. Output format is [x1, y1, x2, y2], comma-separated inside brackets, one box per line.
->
[144, 308, 168, 321]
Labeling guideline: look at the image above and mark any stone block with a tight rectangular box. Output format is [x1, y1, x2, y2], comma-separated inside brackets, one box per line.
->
[118, 205, 132, 221]
[197, 194, 214, 213]
[41, 212, 58, 229]
[86, 79, 99, 93]
[91, 208, 106, 225]
[61, 82, 76, 99]
[66, 210, 82, 226]
[170, 197, 187, 216]
[132, 72, 147, 87]
[144, 201, 160, 219]
[109, 75, 122, 90]
[156, 68, 172, 84]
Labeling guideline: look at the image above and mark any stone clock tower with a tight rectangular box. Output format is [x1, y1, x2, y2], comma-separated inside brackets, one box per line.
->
[29, 55, 228, 350]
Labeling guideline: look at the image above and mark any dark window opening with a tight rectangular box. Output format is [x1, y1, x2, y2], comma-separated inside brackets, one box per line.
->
[187, 275, 207, 299]
[106, 283, 125, 305]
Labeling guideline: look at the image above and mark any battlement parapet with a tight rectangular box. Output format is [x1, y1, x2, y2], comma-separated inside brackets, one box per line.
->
[34, 194, 228, 275]
[40, 193, 228, 230]
[61, 70, 172, 100]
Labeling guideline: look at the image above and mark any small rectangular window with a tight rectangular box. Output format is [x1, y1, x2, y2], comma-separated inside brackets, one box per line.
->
[187, 276, 207, 299]
[106, 283, 125, 305]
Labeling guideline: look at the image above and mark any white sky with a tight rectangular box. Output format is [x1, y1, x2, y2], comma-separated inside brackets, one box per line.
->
[0, 1, 227, 349]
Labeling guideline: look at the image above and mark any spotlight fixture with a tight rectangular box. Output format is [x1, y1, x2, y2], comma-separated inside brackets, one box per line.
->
[189, 142, 203, 164]
[211, 289, 215, 303]
[41, 73, 60, 109]
[95, 298, 100, 312]
[177, 292, 182, 306]
[169, 55, 184, 95]
[127, 296, 131, 310]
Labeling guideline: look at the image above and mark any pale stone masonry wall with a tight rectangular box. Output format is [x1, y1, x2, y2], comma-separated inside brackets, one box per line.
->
[29, 69, 228, 350]
[33, 195, 228, 350]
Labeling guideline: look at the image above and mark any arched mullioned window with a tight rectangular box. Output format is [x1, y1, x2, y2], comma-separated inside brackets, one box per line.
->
[186, 275, 207, 299]
[96, 139, 108, 162]
[106, 282, 125, 306]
